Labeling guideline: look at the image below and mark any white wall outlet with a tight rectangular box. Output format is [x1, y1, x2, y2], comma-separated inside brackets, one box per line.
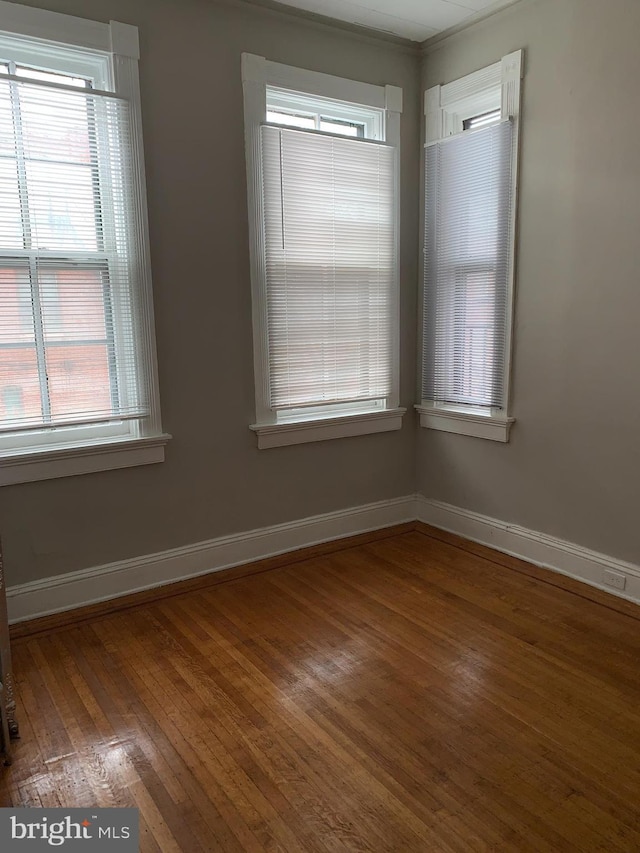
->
[603, 569, 627, 591]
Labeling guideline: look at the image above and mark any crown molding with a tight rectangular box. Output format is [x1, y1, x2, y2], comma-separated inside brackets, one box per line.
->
[231, 0, 420, 54]
[421, 0, 528, 55]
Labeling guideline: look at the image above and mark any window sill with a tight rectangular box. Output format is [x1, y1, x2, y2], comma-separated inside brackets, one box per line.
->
[250, 408, 406, 449]
[416, 405, 514, 443]
[0, 433, 172, 487]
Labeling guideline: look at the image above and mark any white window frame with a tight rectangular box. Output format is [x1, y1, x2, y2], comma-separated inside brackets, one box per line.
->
[242, 53, 405, 449]
[417, 50, 523, 443]
[0, 1, 168, 486]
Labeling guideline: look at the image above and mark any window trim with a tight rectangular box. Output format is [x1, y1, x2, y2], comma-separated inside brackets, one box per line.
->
[250, 408, 405, 450]
[0, 2, 167, 485]
[418, 50, 523, 443]
[242, 53, 405, 448]
[0, 433, 170, 487]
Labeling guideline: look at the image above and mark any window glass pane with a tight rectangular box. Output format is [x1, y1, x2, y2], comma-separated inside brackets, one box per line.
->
[14, 81, 98, 251]
[0, 44, 152, 440]
[38, 269, 115, 419]
[39, 268, 108, 341]
[47, 343, 112, 421]
[0, 267, 42, 423]
[18, 83, 92, 164]
[0, 267, 34, 345]
[0, 159, 23, 248]
[454, 273, 497, 402]
[40, 267, 115, 421]
[0, 267, 41, 428]
[15, 66, 89, 89]
[0, 348, 42, 425]
[423, 121, 513, 409]
[266, 109, 315, 130]
[266, 86, 383, 141]
[464, 110, 501, 131]
[26, 161, 97, 251]
[0, 80, 15, 154]
[261, 126, 394, 410]
[319, 118, 363, 138]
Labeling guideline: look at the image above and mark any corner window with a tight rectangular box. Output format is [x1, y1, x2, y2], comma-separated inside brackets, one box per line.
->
[0, 9, 167, 485]
[242, 55, 405, 448]
[418, 51, 523, 443]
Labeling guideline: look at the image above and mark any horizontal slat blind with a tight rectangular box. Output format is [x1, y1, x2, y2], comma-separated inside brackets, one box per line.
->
[0, 76, 148, 433]
[260, 124, 395, 411]
[422, 120, 513, 409]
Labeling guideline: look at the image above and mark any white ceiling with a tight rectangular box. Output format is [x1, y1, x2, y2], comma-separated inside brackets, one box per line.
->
[270, 0, 518, 42]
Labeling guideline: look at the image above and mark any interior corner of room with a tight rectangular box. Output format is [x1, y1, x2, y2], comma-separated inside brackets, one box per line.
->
[0, 0, 637, 617]
[0, 0, 639, 844]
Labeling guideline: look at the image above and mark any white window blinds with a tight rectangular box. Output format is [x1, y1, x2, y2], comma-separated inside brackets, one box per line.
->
[422, 120, 514, 409]
[260, 124, 396, 412]
[0, 75, 148, 433]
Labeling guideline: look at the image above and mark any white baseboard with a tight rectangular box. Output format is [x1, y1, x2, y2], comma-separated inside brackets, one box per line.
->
[7, 495, 419, 624]
[417, 496, 640, 606]
[8, 492, 639, 625]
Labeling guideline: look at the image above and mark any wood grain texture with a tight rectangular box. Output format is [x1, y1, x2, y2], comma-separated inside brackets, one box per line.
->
[2, 529, 640, 851]
[9, 523, 416, 641]
[416, 522, 640, 622]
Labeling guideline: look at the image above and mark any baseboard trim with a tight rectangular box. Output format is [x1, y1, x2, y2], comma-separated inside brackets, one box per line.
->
[416, 497, 640, 607]
[9, 492, 639, 630]
[7, 495, 419, 625]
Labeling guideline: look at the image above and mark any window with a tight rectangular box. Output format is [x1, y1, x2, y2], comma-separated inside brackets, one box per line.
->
[242, 54, 405, 448]
[463, 109, 501, 131]
[418, 51, 523, 443]
[0, 5, 167, 485]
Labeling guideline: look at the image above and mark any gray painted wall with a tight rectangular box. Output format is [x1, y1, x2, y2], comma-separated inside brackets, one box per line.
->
[418, 0, 640, 563]
[4, 0, 638, 589]
[0, 0, 420, 585]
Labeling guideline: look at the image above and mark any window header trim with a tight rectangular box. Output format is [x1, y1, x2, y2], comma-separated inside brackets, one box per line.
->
[242, 52, 402, 114]
[0, 1, 138, 58]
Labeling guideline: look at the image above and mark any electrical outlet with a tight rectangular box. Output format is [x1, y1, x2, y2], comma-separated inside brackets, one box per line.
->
[603, 569, 626, 591]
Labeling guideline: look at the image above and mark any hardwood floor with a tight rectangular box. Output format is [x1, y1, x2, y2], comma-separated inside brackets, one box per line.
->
[1, 529, 639, 851]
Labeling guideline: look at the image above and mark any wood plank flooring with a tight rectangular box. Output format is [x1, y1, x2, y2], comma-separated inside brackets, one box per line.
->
[1, 529, 639, 851]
